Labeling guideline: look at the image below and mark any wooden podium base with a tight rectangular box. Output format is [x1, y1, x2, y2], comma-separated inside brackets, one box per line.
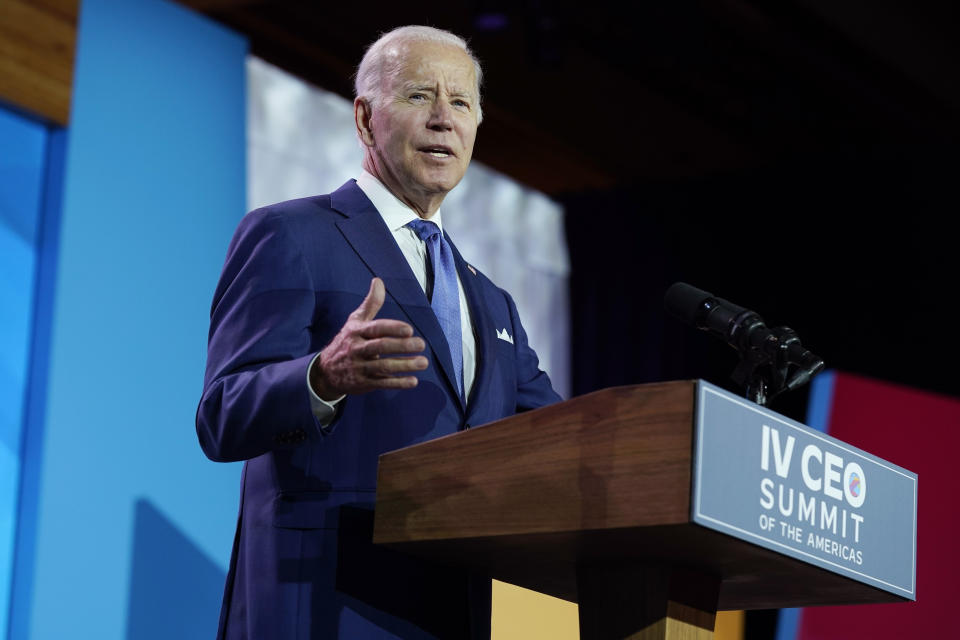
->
[635, 603, 716, 640]
[577, 565, 719, 640]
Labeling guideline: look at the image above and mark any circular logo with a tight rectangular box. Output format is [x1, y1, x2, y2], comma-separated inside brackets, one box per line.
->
[848, 472, 862, 498]
[844, 462, 867, 508]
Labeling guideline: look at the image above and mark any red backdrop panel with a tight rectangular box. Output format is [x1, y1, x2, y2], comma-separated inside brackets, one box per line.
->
[797, 372, 960, 638]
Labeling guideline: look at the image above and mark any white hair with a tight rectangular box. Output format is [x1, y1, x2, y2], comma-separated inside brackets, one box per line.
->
[355, 25, 484, 124]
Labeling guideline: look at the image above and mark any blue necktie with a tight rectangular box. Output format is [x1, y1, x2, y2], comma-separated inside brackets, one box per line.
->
[406, 219, 463, 400]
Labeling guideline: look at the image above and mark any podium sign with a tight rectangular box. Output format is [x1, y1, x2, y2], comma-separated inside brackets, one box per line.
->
[692, 381, 917, 599]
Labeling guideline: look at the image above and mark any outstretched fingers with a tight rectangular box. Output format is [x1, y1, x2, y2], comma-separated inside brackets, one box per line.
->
[355, 336, 425, 359]
[358, 319, 414, 339]
[361, 354, 429, 377]
[311, 277, 431, 398]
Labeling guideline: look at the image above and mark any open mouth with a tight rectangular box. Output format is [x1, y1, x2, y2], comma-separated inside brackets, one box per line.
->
[419, 145, 455, 158]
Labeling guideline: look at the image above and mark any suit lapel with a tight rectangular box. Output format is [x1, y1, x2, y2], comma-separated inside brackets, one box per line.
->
[446, 233, 496, 416]
[330, 181, 464, 410]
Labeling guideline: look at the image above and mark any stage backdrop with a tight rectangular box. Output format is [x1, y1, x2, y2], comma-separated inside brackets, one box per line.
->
[7, 1, 247, 638]
[0, 104, 55, 640]
[6, 1, 574, 638]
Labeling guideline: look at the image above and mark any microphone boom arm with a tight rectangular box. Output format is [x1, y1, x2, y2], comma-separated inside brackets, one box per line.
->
[731, 325, 825, 406]
[665, 282, 825, 407]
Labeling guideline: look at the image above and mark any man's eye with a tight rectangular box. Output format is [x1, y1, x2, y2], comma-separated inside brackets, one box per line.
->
[453, 100, 469, 109]
[410, 94, 427, 102]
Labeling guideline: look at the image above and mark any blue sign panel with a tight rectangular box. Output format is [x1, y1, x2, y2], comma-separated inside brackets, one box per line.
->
[692, 381, 917, 599]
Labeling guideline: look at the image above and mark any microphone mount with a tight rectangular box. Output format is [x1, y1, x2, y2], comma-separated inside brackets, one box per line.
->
[665, 283, 825, 407]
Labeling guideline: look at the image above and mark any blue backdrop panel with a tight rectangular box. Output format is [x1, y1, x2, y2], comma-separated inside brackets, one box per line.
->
[6, 126, 66, 640]
[0, 105, 49, 639]
[774, 370, 836, 640]
[10, 0, 248, 638]
[125, 499, 226, 640]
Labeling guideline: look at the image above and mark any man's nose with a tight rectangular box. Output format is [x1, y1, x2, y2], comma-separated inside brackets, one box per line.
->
[426, 100, 453, 131]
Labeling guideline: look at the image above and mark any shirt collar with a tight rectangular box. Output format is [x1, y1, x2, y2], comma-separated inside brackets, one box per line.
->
[356, 170, 444, 233]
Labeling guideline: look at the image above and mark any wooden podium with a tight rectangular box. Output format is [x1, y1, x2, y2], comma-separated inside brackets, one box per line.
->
[373, 381, 913, 639]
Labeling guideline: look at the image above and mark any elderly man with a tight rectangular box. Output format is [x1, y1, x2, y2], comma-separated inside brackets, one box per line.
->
[197, 25, 560, 639]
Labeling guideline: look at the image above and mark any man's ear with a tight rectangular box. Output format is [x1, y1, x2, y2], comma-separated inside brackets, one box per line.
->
[354, 97, 375, 146]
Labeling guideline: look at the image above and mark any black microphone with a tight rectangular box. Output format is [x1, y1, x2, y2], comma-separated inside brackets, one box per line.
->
[664, 282, 825, 387]
[664, 282, 773, 354]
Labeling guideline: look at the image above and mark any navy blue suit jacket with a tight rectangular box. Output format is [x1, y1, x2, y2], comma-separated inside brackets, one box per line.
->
[197, 180, 561, 639]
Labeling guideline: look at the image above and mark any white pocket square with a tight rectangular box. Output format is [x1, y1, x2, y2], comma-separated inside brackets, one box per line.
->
[496, 328, 514, 344]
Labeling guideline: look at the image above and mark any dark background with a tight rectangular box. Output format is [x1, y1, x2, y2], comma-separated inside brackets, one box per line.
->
[178, 2, 960, 635]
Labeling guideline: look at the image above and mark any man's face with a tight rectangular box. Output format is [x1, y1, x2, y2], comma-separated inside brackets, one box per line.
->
[362, 40, 479, 215]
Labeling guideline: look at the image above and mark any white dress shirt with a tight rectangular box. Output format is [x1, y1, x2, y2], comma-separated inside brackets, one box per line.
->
[308, 171, 478, 423]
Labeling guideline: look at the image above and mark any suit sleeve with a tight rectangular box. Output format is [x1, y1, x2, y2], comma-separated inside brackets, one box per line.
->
[502, 289, 563, 412]
[196, 208, 324, 462]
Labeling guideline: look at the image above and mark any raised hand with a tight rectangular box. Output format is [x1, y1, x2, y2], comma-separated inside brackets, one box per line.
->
[309, 277, 428, 400]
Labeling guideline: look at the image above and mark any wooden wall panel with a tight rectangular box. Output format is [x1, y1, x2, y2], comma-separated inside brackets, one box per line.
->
[0, 0, 78, 125]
